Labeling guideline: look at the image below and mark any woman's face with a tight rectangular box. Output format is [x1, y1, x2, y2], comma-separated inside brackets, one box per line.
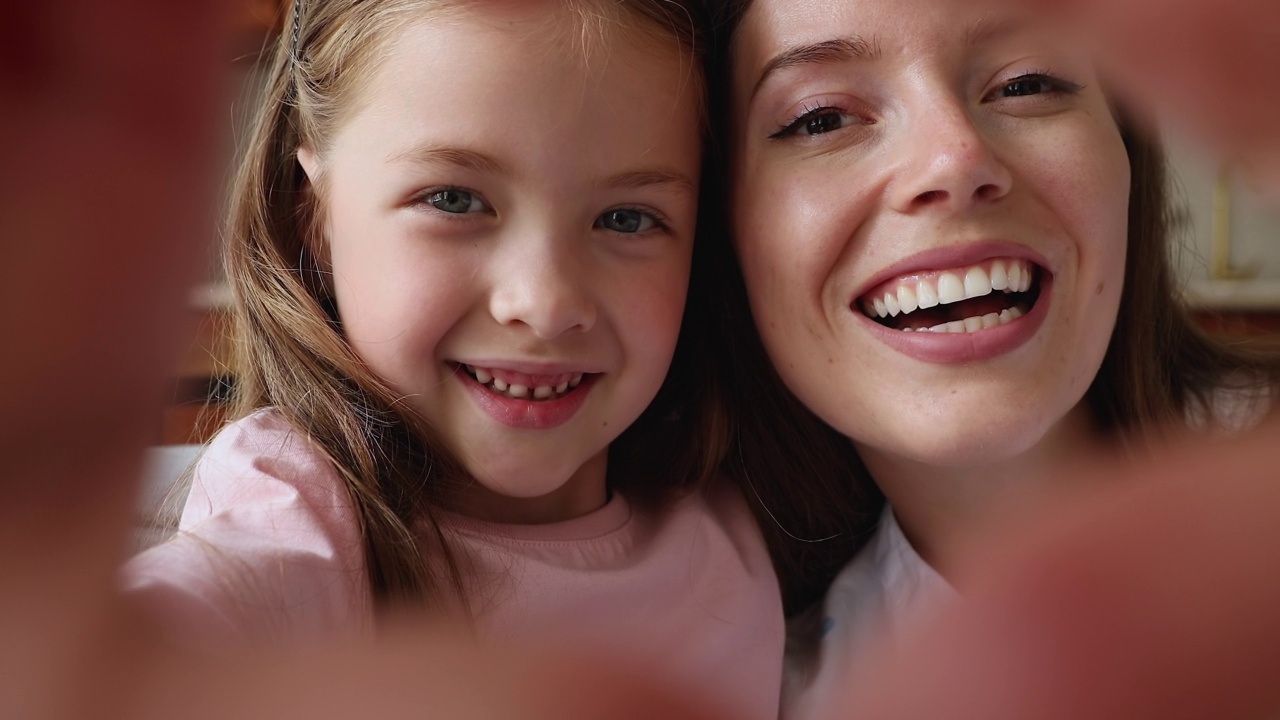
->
[730, 0, 1131, 467]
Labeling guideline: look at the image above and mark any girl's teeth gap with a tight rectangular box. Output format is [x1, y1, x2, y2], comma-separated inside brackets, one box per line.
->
[459, 364, 586, 401]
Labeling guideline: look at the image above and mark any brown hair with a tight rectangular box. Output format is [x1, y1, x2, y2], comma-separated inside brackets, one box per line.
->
[704, 0, 1280, 614]
[224, 0, 721, 614]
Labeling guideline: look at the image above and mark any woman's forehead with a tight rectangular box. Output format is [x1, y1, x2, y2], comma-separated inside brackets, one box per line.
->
[732, 0, 1050, 88]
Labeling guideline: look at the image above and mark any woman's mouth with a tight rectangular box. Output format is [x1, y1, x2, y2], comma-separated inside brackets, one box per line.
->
[857, 258, 1043, 333]
[459, 364, 586, 401]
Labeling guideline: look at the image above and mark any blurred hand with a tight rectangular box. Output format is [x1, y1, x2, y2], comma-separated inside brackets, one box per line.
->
[0, 2, 724, 719]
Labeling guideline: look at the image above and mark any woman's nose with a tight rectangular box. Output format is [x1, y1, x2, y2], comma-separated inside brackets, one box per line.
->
[888, 98, 1013, 215]
[487, 234, 597, 340]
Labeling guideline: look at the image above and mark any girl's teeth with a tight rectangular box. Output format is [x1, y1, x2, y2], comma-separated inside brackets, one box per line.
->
[464, 365, 586, 400]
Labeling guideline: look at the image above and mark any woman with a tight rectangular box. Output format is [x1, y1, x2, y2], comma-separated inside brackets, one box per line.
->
[704, 0, 1280, 716]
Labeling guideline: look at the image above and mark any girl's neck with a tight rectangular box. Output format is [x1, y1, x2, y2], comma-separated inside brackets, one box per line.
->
[857, 402, 1104, 578]
[451, 451, 610, 526]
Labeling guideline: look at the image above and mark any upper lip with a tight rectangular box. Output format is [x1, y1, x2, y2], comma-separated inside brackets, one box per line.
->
[851, 240, 1052, 302]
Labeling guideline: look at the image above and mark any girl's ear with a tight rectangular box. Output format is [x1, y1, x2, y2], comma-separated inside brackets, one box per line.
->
[297, 144, 320, 184]
[295, 144, 334, 288]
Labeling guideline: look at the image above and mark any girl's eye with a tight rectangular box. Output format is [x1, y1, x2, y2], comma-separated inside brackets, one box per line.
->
[424, 188, 488, 214]
[987, 73, 1083, 101]
[770, 106, 860, 140]
[595, 208, 660, 234]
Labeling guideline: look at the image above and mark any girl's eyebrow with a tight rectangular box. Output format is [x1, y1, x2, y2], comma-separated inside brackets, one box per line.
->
[602, 169, 696, 195]
[387, 144, 509, 174]
[749, 35, 880, 106]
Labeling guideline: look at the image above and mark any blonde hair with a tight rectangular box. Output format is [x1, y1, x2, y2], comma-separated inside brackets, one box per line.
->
[224, 0, 719, 614]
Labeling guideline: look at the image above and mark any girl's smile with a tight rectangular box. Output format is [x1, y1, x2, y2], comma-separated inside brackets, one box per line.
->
[454, 362, 597, 430]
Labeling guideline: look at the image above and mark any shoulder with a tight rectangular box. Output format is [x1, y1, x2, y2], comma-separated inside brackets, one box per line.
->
[1188, 379, 1274, 434]
[121, 408, 371, 646]
[183, 408, 348, 524]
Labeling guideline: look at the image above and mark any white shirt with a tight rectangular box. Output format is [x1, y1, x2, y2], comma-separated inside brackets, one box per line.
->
[782, 508, 957, 720]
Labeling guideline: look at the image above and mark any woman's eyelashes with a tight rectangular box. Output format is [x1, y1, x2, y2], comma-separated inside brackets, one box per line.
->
[769, 103, 866, 140]
[983, 71, 1083, 103]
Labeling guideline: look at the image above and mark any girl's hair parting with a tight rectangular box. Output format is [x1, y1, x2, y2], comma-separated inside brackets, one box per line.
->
[703, 0, 1280, 615]
[223, 0, 719, 614]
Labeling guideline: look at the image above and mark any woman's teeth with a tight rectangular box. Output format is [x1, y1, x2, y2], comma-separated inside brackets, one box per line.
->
[859, 258, 1038, 333]
[465, 365, 582, 400]
[904, 306, 1024, 333]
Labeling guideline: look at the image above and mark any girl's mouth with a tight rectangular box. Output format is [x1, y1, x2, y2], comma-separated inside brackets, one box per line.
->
[857, 258, 1043, 333]
[459, 364, 586, 401]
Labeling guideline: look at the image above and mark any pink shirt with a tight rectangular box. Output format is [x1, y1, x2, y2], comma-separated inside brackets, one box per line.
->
[123, 409, 783, 718]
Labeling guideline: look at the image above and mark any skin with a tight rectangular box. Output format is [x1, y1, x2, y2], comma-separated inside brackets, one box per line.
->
[297, 3, 701, 524]
[4, 0, 1280, 717]
[730, 0, 1131, 566]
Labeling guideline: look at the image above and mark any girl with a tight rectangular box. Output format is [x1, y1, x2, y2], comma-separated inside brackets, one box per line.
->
[124, 1, 782, 716]
[702, 0, 1280, 715]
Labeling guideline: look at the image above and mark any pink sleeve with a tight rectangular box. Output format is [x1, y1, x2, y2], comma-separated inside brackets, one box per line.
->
[121, 410, 372, 648]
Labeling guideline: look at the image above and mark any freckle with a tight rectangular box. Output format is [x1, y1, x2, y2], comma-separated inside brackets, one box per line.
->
[827, 357, 834, 365]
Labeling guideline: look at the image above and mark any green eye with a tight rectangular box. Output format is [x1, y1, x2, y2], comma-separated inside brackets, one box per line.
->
[596, 209, 658, 234]
[426, 189, 486, 214]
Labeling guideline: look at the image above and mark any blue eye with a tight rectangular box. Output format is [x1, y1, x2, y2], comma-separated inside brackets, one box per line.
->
[596, 208, 659, 234]
[424, 188, 488, 214]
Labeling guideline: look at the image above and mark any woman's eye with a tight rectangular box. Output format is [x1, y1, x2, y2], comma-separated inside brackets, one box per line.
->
[770, 107, 859, 140]
[989, 73, 1082, 101]
[424, 189, 487, 214]
[596, 208, 659, 234]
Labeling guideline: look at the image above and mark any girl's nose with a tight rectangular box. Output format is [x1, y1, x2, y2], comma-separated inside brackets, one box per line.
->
[488, 235, 597, 339]
[888, 99, 1013, 215]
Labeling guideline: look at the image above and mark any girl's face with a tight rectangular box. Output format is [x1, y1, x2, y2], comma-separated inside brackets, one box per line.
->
[300, 2, 701, 522]
[730, 0, 1130, 468]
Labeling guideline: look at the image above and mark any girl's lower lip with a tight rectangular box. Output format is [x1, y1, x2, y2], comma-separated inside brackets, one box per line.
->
[858, 276, 1053, 364]
[458, 371, 594, 429]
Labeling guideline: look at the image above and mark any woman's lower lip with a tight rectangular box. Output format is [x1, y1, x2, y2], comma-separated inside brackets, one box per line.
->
[859, 278, 1052, 364]
[459, 372, 594, 429]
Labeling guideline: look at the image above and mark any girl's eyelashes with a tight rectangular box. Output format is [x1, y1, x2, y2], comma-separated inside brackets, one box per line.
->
[769, 104, 864, 141]
[594, 207, 666, 235]
[418, 187, 490, 215]
[984, 71, 1083, 102]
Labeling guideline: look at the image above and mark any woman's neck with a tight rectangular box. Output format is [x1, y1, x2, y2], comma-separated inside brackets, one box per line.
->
[857, 402, 1105, 578]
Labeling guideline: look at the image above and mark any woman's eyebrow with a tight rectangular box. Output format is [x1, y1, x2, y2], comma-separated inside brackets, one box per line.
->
[750, 35, 880, 104]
